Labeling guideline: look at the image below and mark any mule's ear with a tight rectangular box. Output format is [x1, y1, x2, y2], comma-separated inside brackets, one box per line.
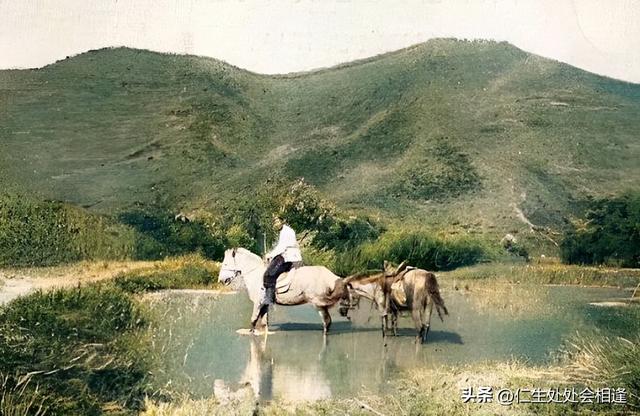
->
[394, 260, 408, 275]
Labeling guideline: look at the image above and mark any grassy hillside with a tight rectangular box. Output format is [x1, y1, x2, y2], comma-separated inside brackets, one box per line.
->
[1, 39, 639, 253]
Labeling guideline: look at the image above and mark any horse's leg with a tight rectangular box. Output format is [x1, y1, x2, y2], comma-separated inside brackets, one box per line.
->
[412, 307, 423, 343]
[422, 300, 434, 343]
[318, 335, 328, 360]
[317, 306, 332, 335]
[382, 294, 389, 337]
[250, 303, 261, 330]
[392, 310, 398, 337]
[251, 304, 269, 333]
[380, 293, 385, 336]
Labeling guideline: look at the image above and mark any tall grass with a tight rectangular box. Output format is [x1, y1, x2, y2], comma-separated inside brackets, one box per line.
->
[0, 284, 150, 414]
[305, 229, 498, 275]
[0, 374, 49, 416]
[567, 333, 640, 408]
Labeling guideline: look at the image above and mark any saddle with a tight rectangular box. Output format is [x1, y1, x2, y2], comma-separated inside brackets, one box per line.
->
[275, 268, 297, 294]
[389, 280, 407, 307]
[385, 265, 416, 308]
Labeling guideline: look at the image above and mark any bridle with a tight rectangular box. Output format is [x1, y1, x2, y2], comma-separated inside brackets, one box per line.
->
[221, 248, 263, 283]
[341, 282, 384, 320]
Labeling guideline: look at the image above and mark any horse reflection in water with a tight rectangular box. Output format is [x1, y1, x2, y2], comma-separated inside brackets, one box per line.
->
[236, 336, 332, 401]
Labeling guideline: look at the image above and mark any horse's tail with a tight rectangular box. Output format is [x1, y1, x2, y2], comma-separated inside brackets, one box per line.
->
[426, 272, 448, 321]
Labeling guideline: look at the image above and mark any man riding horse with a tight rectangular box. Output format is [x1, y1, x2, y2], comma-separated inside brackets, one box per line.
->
[260, 216, 303, 308]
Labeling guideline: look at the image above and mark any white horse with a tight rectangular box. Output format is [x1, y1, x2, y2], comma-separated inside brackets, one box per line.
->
[218, 247, 347, 334]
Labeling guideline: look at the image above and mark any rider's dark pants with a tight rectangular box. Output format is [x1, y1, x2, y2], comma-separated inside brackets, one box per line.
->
[263, 254, 292, 305]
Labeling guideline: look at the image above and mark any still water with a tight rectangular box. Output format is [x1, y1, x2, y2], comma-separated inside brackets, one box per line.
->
[147, 284, 634, 401]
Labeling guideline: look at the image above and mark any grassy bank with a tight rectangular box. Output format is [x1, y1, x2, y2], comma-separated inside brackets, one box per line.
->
[113, 254, 220, 294]
[0, 284, 150, 415]
[440, 261, 640, 288]
[0, 254, 221, 414]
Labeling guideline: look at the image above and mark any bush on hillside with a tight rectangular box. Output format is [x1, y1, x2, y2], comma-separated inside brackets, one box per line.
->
[313, 215, 382, 250]
[0, 194, 137, 267]
[561, 192, 640, 267]
[394, 140, 481, 201]
[118, 209, 226, 260]
[226, 178, 382, 254]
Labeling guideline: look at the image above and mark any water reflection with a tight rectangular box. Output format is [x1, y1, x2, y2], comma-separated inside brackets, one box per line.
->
[148, 285, 633, 401]
[239, 336, 332, 401]
[235, 325, 469, 402]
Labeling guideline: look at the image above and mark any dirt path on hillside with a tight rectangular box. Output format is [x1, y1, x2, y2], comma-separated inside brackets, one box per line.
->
[0, 260, 158, 305]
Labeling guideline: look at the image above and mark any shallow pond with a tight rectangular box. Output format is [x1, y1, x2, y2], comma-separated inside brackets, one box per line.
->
[147, 284, 636, 401]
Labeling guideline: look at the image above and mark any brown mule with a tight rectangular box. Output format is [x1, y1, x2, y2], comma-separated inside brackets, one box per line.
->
[343, 261, 448, 343]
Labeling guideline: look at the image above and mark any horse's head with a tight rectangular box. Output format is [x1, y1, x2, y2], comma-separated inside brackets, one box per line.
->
[218, 248, 241, 285]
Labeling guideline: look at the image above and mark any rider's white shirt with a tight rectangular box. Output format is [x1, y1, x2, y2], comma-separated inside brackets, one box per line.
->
[267, 224, 302, 262]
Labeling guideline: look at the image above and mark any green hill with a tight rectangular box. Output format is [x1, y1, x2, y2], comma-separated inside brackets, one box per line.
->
[2, 39, 639, 252]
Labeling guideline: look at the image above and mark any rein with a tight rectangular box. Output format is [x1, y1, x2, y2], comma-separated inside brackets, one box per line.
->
[225, 266, 261, 283]
[225, 252, 264, 280]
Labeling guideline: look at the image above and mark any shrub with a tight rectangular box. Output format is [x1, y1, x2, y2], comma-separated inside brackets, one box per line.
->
[118, 209, 226, 260]
[502, 238, 530, 260]
[227, 178, 382, 255]
[393, 140, 481, 201]
[312, 215, 382, 251]
[561, 192, 640, 267]
[0, 193, 136, 267]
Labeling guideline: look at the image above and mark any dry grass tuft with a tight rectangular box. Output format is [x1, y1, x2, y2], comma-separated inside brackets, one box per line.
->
[0, 373, 50, 416]
[565, 334, 640, 407]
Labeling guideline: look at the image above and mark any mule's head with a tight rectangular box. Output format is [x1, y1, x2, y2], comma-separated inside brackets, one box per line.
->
[383, 260, 408, 278]
[218, 248, 240, 285]
[338, 282, 358, 318]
